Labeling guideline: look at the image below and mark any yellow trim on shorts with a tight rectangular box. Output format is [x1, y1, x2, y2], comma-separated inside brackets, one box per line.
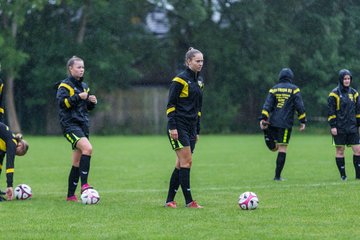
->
[283, 129, 288, 142]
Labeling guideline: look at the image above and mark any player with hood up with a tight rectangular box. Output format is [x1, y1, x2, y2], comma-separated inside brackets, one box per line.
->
[328, 69, 360, 181]
[259, 68, 306, 181]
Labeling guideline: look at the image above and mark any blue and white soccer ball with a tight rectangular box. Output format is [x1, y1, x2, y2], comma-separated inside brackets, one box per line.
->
[81, 189, 100, 205]
[238, 191, 259, 210]
[14, 184, 32, 200]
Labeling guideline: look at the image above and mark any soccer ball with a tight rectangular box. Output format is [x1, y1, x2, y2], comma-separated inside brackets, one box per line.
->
[81, 189, 100, 205]
[238, 191, 259, 210]
[14, 184, 32, 200]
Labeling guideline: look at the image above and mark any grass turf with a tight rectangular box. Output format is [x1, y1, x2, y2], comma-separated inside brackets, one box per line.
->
[2, 134, 360, 239]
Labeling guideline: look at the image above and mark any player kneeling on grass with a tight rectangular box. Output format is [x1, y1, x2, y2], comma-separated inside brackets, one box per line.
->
[0, 122, 29, 201]
[259, 68, 306, 181]
[328, 69, 360, 181]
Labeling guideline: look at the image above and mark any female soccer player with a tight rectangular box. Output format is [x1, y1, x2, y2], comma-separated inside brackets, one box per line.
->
[164, 47, 204, 208]
[259, 68, 306, 181]
[0, 122, 29, 201]
[56, 56, 97, 201]
[328, 69, 360, 180]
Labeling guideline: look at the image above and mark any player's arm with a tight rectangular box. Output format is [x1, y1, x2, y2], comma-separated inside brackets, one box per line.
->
[4, 137, 16, 189]
[293, 89, 306, 129]
[260, 91, 275, 129]
[355, 91, 360, 126]
[83, 85, 97, 110]
[0, 80, 5, 122]
[166, 81, 182, 130]
[56, 85, 81, 109]
[327, 92, 338, 129]
[87, 93, 97, 111]
[197, 92, 203, 136]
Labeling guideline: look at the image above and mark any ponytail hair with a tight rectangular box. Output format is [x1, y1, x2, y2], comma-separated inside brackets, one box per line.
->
[185, 47, 202, 66]
[66, 56, 83, 74]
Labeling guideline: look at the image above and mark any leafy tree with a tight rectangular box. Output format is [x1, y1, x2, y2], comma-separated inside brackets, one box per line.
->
[17, 0, 170, 133]
[0, 0, 46, 132]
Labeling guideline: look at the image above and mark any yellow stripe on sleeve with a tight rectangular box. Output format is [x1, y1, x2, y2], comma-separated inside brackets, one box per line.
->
[261, 110, 269, 118]
[58, 83, 75, 96]
[166, 107, 175, 115]
[328, 115, 336, 121]
[173, 77, 189, 97]
[64, 99, 71, 108]
[329, 92, 340, 110]
[298, 113, 306, 119]
[6, 168, 14, 174]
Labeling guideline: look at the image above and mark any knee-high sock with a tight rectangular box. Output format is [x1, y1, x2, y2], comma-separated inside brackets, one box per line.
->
[336, 157, 346, 177]
[166, 168, 180, 203]
[275, 152, 286, 179]
[79, 155, 91, 186]
[179, 167, 193, 204]
[67, 166, 80, 197]
[353, 155, 360, 179]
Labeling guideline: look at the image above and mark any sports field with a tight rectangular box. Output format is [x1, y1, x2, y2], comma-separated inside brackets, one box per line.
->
[3, 134, 360, 239]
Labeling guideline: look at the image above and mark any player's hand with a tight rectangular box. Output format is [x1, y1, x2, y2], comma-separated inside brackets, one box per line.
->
[196, 134, 200, 142]
[15, 133, 23, 140]
[6, 187, 13, 201]
[78, 92, 88, 100]
[88, 95, 97, 104]
[299, 123, 305, 131]
[169, 129, 178, 141]
[259, 120, 269, 130]
[331, 128, 337, 136]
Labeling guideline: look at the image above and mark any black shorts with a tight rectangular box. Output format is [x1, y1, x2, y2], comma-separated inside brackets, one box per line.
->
[63, 125, 89, 150]
[333, 132, 360, 147]
[167, 120, 197, 153]
[267, 126, 292, 145]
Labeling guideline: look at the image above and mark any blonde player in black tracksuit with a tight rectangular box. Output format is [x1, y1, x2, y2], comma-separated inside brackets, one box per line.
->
[260, 68, 306, 181]
[56, 56, 97, 202]
[164, 47, 204, 208]
[328, 69, 360, 181]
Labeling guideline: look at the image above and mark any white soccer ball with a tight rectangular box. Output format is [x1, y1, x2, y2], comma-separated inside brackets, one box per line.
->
[238, 191, 259, 210]
[14, 184, 32, 200]
[81, 189, 100, 205]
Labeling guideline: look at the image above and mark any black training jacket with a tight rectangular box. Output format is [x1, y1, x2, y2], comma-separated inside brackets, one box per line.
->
[261, 68, 306, 129]
[328, 70, 360, 134]
[166, 68, 204, 134]
[56, 76, 95, 131]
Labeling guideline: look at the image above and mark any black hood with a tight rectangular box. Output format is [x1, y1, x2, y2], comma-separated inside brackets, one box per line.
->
[338, 69, 352, 87]
[278, 68, 294, 82]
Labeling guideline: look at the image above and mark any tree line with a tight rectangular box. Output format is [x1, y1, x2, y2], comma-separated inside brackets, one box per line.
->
[0, 0, 359, 134]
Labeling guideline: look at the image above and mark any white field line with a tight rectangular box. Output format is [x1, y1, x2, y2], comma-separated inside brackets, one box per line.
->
[35, 181, 356, 195]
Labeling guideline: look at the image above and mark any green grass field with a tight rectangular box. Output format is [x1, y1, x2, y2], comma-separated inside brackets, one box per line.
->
[2, 134, 360, 239]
